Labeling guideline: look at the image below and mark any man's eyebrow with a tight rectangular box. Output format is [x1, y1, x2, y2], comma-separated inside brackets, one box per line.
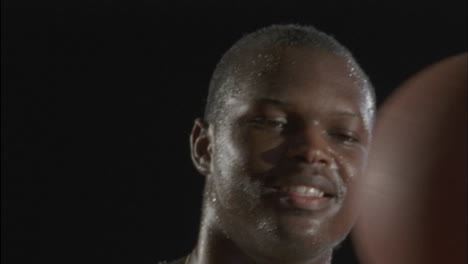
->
[330, 110, 358, 117]
[254, 98, 360, 118]
[255, 97, 291, 106]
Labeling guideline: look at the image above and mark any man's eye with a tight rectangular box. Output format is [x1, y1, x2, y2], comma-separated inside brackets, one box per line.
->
[250, 118, 287, 129]
[328, 131, 359, 144]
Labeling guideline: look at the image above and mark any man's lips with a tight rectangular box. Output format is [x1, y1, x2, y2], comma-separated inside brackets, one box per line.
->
[267, 184, 335, 211]
[262, 166, 342, 211]
[278, 185, 332, 198]
[267, 172, 339, 197]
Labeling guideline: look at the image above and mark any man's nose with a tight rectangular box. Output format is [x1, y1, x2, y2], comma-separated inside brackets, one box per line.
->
[287, 127, 332, 165]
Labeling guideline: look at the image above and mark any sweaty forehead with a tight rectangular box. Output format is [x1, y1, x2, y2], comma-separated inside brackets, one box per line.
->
[233, 47, 366, 102]
[221, 46, 374, 128]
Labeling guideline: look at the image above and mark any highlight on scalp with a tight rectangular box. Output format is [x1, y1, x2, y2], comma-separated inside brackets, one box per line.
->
[204, 24, 376, 126]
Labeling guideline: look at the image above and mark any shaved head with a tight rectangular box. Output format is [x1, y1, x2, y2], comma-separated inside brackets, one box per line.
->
[189, 24, 378, 264]
[204, 24, 376, 127]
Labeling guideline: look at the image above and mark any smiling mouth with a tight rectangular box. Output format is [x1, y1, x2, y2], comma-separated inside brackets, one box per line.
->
[271, 185, 336, 211]
[280, 185, 334, 198]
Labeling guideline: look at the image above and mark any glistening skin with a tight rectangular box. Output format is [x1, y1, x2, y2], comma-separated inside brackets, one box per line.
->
[188, 46, 374, 264]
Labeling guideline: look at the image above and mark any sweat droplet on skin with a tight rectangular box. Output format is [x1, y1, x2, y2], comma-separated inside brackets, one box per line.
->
[256, 217, 276, 233]
[330, 162, 339, 171]
[343, 59, 375, 131]
[304, 219, 321, 235]
[326, 148, 340, 171]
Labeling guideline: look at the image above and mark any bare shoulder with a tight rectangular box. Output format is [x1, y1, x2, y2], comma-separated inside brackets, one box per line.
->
[157, 256, 187, 264]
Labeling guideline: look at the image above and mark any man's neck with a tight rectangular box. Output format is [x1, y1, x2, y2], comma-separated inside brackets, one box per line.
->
[189, 212, 333, 264]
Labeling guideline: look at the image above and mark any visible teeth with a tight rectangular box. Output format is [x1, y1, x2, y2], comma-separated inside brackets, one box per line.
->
[289, 186, 324, 197]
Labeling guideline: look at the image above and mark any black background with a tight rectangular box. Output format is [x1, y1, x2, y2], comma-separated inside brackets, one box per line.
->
[2, 1, 466, 263]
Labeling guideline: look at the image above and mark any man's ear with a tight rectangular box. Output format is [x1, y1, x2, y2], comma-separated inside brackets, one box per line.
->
[190, 118, 212, 176]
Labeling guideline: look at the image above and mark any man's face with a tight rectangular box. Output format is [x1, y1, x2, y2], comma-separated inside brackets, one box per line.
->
[203, 47, 372, 261]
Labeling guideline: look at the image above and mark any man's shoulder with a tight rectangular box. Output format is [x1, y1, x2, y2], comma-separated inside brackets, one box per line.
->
[157, 256, 186, 264]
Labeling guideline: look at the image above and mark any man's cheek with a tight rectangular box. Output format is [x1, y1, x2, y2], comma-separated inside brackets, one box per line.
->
[339, 151, 366, 181]
[214, 130, 245, 166]
[248, 135, 285, 172]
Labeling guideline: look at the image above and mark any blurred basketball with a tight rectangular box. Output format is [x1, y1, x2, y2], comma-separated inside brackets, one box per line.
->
[353, 53, 467, 264]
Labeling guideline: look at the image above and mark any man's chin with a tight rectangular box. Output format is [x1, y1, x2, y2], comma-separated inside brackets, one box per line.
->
[257, 222, 335, 263]
[274, 213, 327, 243]
[263, 210, 349, 252]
